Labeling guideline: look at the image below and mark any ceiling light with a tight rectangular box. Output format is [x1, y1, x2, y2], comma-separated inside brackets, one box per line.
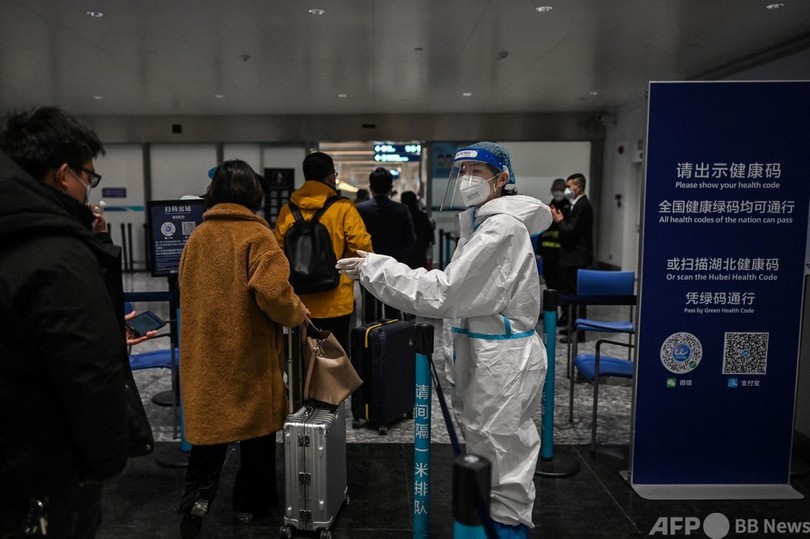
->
[535, 6, 553, 13]
[338, 93, 347, 98]
[93, 95, 103, 100]
[589, 91, 599, 96]
[765, 3, 784, 9]
[462, 92, 472, 97]
[214, 94, 224, 99]
[86, 11, 104, 18]
[308, 8, 325, 15]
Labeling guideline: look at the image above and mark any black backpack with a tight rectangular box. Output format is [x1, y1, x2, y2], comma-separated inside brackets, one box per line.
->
[284, 195, 344, 294]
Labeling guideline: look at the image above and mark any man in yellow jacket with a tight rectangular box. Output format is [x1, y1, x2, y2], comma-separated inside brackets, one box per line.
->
[274, 152, 372, 350]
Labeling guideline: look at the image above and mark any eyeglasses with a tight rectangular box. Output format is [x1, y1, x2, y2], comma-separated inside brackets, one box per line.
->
[70, 165, 102, 188]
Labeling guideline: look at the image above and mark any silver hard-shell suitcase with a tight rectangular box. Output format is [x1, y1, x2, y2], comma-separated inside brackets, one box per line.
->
[281, 401, 348, 538]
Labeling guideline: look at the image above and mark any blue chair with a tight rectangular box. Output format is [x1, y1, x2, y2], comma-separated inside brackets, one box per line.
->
[571, 339, 634, 453]
[566, 269, 635, 369]
[573, 269, 635, 335]
[125, 301, 181, 437]
[566, 270, 636, 451]
[129, 344, 178, 371]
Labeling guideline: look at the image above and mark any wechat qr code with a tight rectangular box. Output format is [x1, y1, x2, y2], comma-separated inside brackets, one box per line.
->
[181, 221, 197, 235]
[722, 332, 768, 375]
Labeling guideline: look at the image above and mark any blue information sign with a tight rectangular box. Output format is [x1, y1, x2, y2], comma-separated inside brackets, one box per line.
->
[631, 82, 810, 499]
[147, 199, 206, 277]
[373, 143, 422, 163]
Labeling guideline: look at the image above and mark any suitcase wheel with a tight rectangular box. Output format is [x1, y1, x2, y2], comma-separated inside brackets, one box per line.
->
[352, 419, 361, 429]
[279, 524, 292, 538]
[378, 424, 388, 435]
[319, 530, 333, 539]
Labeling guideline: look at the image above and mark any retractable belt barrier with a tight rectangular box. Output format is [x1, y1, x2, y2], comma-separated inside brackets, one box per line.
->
[411, 323, 497, 539]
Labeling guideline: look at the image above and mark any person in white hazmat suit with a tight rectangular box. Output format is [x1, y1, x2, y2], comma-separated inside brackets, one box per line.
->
[337, 142, 552, 538]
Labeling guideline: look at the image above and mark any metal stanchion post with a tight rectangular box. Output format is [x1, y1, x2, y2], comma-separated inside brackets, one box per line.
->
[152, 276, 180, 407]
[153, 277, 189, 468]
[413, 323, 433, 538]
[119, 223, 129, 271]
[126, 222, 134, 273]
[536, 289, 580, 477]
[453, 454, 491, 539]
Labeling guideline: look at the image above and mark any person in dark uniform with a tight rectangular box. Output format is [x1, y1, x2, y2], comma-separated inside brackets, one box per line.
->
[539, 178, 571, 293]
[356, 167, 416, 321]
[551, 173, 594, 342]
[399, 190, 435, 270]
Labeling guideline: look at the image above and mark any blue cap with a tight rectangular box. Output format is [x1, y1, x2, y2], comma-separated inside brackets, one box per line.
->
[208, 166, 217, 179]
[455, 141, 516, 185]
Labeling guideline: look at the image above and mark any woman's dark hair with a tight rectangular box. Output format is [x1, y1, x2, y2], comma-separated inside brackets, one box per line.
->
[204, 159, 264, 210]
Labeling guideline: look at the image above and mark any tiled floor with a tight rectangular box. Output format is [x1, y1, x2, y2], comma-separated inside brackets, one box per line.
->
[105, 272, 810, 538]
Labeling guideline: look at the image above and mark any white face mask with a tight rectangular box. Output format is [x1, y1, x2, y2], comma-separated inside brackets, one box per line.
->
[552, 191, 566, 202]
[69, 168, 93, 205]
[564, 187, 577, 201]
[458, 174, 495, 207]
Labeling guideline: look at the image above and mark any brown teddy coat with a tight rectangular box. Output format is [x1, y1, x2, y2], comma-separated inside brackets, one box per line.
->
[179, 203, 308, 445]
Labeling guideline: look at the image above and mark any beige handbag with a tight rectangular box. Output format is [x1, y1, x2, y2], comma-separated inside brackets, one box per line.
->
[304, 322, 363, 406]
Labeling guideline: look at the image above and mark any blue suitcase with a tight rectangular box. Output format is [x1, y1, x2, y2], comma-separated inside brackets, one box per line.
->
[350, 319, 415, 435]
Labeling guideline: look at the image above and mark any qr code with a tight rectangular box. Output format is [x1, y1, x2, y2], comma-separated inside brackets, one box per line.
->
[722, 332, 768, 375]
[181, 221, 197, 235]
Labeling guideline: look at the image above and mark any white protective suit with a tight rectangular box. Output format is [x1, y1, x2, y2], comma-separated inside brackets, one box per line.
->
[356, 194, 552, 527]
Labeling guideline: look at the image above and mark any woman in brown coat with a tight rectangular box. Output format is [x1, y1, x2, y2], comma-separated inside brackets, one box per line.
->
[176, 160, 308, 537]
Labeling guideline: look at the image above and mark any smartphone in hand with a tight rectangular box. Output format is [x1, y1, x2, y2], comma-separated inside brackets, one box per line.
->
[125, 311, 166, 337]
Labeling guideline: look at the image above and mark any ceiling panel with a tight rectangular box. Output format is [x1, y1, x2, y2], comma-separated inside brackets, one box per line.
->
[0, 0, 808, 116]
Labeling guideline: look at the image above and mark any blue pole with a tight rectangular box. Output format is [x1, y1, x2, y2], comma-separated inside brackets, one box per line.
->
[540, 288, 558, 459]
[536, 289, 579, 477]
[413, 324, 433, 538]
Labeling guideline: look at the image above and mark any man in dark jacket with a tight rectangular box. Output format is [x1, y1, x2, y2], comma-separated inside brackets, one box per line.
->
[0, 107, 139, 538]
[551, 172, 594, 342]
[356, 167, 416, 321]
[399, 191, 435, 270]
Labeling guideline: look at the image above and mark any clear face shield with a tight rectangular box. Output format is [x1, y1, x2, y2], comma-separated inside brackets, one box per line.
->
[440, 147, 508, 210]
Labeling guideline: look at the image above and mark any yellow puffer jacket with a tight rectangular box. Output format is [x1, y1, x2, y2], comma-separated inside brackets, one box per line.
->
[274, 180, 373, 318]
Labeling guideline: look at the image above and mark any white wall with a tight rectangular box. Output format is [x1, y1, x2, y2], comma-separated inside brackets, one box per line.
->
[96, 144, 147, 269]
[260, 145, 308, 187]
[502, 141, 592, 202]
[223, 144, 262, 172]
[598, 99, 648, 272]
[150, 144, 218, 200]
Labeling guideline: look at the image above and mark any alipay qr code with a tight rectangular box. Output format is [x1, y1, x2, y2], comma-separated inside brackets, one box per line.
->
[722, 332, 768, 375]
[182, 221, 197, 235]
